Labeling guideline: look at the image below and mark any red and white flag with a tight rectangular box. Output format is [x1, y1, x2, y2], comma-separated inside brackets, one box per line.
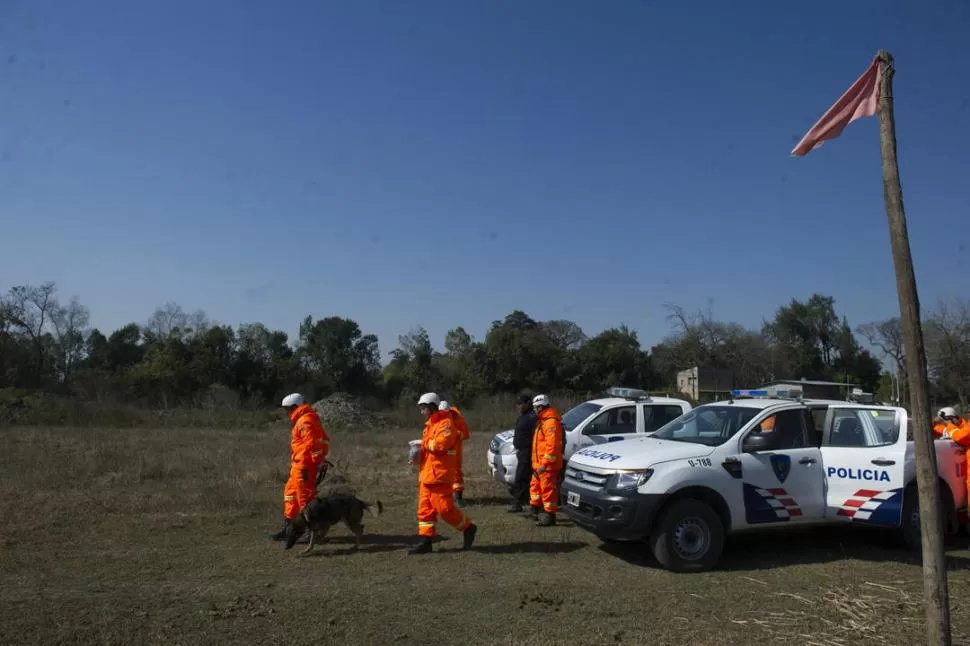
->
[791, 56, 881, 156]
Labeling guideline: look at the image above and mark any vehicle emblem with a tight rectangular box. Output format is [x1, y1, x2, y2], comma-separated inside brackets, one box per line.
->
[770, 454, 791, 484]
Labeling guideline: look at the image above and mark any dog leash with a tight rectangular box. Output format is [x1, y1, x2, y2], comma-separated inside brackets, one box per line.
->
[315, 459, 335, 487]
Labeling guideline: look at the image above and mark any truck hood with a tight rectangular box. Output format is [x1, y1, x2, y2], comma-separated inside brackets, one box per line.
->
[569, 437, 716, 471]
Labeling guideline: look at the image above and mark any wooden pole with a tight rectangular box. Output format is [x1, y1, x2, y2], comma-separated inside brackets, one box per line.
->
[876, 49, 951, 646]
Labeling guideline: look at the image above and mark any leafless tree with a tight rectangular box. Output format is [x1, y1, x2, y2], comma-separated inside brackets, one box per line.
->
[924, 298, 970, 407]
[858, 317, 906, 403]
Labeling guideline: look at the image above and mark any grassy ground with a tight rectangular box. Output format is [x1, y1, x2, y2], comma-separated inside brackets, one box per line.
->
[2, 422, 969, 646]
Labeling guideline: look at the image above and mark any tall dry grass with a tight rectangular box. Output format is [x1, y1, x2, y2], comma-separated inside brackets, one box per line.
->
[0, 391, 585, 433]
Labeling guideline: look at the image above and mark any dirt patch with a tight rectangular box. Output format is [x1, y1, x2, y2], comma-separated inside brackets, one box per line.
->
[312, 393, 386, 430]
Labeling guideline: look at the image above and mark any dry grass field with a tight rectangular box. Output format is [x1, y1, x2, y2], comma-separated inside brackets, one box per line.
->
[3, 416, 970, 646]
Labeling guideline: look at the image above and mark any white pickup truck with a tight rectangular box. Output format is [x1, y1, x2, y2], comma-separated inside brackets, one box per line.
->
[561, 391, 968, 573]
[486, 388, 692, 486]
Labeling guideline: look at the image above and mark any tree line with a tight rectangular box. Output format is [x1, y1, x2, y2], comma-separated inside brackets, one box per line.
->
[1, 282, 967, 413]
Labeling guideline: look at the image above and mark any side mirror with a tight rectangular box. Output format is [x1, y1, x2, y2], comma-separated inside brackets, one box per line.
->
[742, 431, 781, 453]
[584, 423, 601, 435]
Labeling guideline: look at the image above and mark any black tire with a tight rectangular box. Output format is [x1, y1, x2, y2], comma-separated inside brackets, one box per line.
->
[897, 486, 921, 551]
[649, 499, 725, 573]
[896, 483, 954, 551]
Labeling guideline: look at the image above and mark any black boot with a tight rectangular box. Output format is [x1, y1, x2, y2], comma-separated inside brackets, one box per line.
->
[408, 537, 433, 555]
[270, 519, 289, 541]
[537, 512, 556, 527]
[507, 501, 523, 513]
[462, 523, 478, 550]
[527, 505, 540, 520]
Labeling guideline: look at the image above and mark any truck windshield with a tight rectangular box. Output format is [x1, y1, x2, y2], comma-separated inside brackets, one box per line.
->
[651, 405, 760, 446]
[561, 402, 603, 431]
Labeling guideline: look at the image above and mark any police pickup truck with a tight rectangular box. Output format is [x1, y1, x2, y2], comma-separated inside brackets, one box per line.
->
[561, 390, 968, 573]
[486, 388, 692, 486]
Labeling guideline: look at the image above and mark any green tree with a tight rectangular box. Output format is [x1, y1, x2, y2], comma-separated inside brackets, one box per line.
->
[567, 326, 654, 392]
[482, 311, 560, 392]
[297, 316, 381, 397]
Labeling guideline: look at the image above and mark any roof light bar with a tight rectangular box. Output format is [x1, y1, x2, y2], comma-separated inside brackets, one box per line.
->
[605, 386, 651, 400]
[731, 389, 769, 398]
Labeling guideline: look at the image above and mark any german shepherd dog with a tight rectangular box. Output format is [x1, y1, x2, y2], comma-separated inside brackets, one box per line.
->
[285, 493, 383, 555]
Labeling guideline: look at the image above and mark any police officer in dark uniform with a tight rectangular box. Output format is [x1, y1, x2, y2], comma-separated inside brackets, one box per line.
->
[508, 393, 538, 512]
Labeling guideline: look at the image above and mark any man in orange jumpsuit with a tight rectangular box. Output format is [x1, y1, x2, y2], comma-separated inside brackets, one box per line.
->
[529, 394, 564, 527]
[410, 392, 477, 555]
[935, 407, 970, 518]
[270, 393, 330, 541]
[935, 407, 970, 440]
[439, 400, 471, 507]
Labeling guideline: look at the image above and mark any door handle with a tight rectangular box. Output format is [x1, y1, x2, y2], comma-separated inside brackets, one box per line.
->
[871, 459, 895, 466]
[799, 457, 817, 465]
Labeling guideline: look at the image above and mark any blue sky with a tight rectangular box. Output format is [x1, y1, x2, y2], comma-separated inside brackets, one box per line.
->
[1, 1, 968, 359]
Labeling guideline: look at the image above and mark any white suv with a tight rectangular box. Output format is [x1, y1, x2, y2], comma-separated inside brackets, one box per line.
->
[561, 391, 968, 573]
[486, 388, 693, 485]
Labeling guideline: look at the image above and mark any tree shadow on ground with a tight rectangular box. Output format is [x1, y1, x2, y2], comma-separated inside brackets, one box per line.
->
[500, 511, 576, 528]
[597, 526, 970, 572]
[461, 495, 514, 507]
[464, 540, 587, 555]
[299, 533, 421, 557]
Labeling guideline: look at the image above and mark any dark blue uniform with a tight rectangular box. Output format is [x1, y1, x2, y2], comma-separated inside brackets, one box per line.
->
[510, 408, 537, 506]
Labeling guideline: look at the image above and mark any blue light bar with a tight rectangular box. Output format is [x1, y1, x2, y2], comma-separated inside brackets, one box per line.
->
[731, 389, 769, 397]
[605, 386, 649, 400]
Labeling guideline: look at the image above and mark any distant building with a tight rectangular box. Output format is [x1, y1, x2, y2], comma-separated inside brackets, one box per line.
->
[676, 366, 735, 403]
[758, 378, 854, 401]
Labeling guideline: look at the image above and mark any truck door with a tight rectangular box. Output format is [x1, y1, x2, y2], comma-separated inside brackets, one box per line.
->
[818, 404, 907, 526]
[738, 408, 825, 524]
[577, 404, 637, 449]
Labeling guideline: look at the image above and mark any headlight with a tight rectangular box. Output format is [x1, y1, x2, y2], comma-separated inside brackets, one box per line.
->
[499, 442, 516, 455]
[610, 469, 653, 493]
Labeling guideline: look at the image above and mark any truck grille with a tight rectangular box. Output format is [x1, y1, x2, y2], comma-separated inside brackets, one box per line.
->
[564, 465, 609, 491]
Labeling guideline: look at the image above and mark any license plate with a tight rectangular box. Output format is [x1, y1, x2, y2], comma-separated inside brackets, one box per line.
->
[567, 491, 581, 507]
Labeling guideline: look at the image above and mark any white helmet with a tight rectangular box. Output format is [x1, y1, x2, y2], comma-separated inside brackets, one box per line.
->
[533, 394, 550, 409]
[417, 392, 441, 407]
[438, 400, 451, 411]
[281, 393, 305, 407]
[938, 406, 957, 419]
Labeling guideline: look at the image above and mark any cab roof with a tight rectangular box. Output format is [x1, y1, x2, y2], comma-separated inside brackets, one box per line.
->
[587, 395, 692, 408]
[705, 396, 867, 410]
[711, 397, 789, 409]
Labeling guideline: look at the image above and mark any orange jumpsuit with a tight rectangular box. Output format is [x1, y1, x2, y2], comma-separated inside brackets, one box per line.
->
[530, 406, 564, 514]
[417, 410, 472, 538]
[449, 405, 471, 495]
[943, 418, 970, 511]
[283, 404, 330, 520]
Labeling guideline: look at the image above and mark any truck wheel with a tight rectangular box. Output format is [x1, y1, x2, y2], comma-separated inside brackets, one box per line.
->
[649, 499, 724, 573]
[897, 487, 921, 551]
[897, 483, 953, 551]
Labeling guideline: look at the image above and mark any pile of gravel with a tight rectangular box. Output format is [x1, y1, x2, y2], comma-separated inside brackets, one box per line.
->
[311, 392, 385, 430]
